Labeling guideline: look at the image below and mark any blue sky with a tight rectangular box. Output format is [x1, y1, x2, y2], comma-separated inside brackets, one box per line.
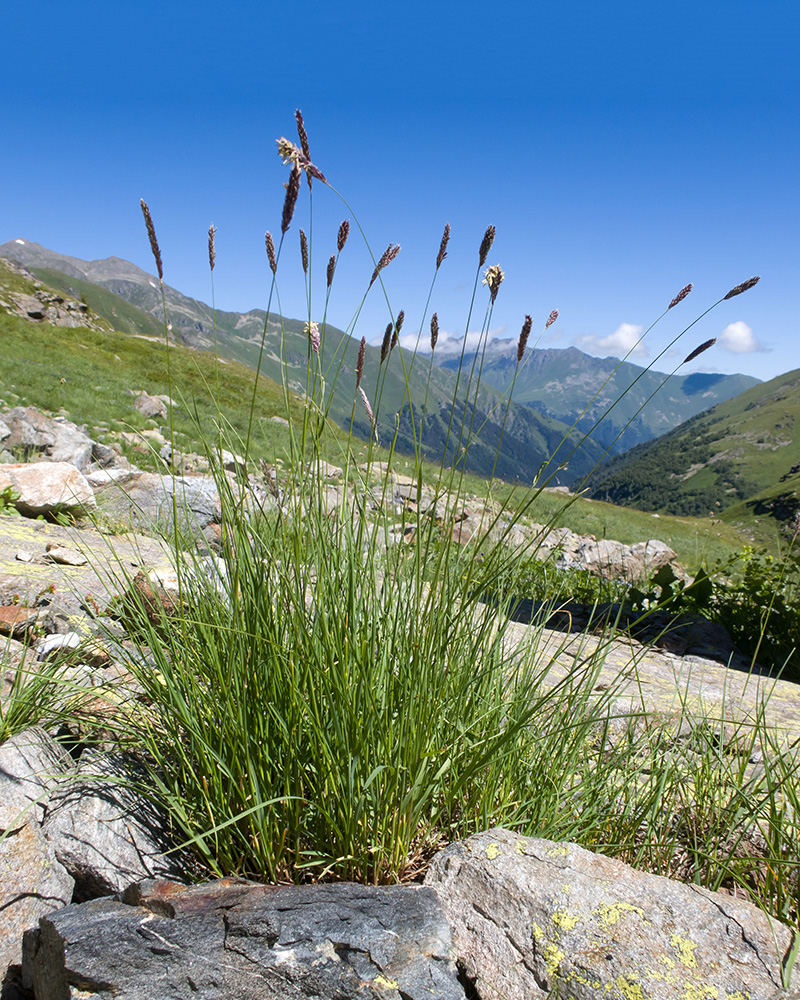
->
[4, 0, 798, 382]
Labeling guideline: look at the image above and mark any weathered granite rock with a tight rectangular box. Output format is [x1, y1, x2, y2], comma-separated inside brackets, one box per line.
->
[0, 407, 95, 470]
[0, 729, 75, 980]
[0, 604, 39, 637]
[93, 471, 220, 536]
[425, 827, 793, 1000]
[0, 461, 96, 516]
[0, 818, 74, 980]
[23, 878, 466, 1000]
[0, 727, 74, 827]
[566, 537, 678, 581]
[41, 751, 183, 901]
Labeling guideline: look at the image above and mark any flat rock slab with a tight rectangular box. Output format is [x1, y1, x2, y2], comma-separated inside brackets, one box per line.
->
[426, 828, 794, 1000]
[0, 513, 175, 609]
[501, 611, 800, 748]
[24, 878, 466, 1000]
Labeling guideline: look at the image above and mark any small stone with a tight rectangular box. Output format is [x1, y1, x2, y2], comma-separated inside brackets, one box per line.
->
[0, 605, 38, 637]
[44, 543, 88, 566]
[35, 632, 82, 661]
[14, 550, 33, 563]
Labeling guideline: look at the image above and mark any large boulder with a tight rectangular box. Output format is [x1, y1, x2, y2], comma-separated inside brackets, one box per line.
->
[93, 471, 220, 537]
[0, 407, 95, 470]
[0, 461, 96, 516]
[23, 878, 466, 1000]
[0, 819, 74, 980]
[425, 828, 793, 1000]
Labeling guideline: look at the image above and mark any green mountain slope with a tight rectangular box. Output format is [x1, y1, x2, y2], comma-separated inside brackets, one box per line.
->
[437, 344, 759, 454]
[587, 369, 800, 525]
[0, 242, 607, 485]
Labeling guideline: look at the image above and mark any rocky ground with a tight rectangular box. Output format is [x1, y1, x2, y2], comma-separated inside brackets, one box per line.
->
[2, 405, 799, 998]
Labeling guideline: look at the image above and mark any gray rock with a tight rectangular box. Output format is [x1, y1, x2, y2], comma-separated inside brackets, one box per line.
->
[24, 878, 465, 1000]
[0, 729, 75, 980]
[131, 391, 168, 420]
[41, 751, 184, 901]
[425, 828, 793, 1000]
[0, 461, 96, 516]
[0, 407, 95, 470]
[0, 818, 74, 980]
[0, 727, 74, 827]
[93, 471, 220, 537]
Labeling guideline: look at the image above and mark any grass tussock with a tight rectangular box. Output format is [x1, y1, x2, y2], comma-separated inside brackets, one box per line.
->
[4, 112, 797, 952]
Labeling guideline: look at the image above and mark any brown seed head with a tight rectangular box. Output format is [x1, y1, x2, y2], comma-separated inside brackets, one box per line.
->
[546, 309, 559, 328]
[380, 322, 393, 363]
[265, 231, 277, 274]
[139, 199, 163, 281]
[478, 225, 496, 266]
[436, 223, 451, 270]
[281, 164, 302, 235]
[682, 338, 717, 364]
[208, 224, 217, 273]
[299, 229, 309, 274]
[337, 220, 350, 252]
[295, 110, 311, 160]
[430, 313, 439, 352]
[327, 254, 336, 288]
[356, 336, 366, 390]
[369, 243, 401, 288]
[391, 310, 404, 351]
[482, 264, 505, 304]
[724, 276, 761, 300]
[517, 315, 533, 363]
[295, 110, 313, 190]
[668, 283, 693, 309]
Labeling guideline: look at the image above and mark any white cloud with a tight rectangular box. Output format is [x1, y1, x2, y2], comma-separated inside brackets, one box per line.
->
[396, 326, 505, 356]
[575, 323, 647, 359]
[719, 320, 765, 353]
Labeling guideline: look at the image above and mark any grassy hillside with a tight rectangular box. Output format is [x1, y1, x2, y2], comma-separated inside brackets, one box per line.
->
[587, 368, 800, 527]
[4, 252, 609, 486]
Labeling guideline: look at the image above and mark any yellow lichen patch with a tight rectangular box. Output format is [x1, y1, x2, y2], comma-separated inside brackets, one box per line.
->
[681, 985, 718, 999]
[562, 883, 572, 894]
[594, 901, 645, 927]
[532, 921, 544, 942]
[615, 974, 646, 1000]
[484, 842, 500, 860]
[671, 933, 698, 969]
[547, 845, 570, 858]
[373, 975, 399, 990]
[515, 839, 528, 854]
[551, 909, 580, 933]
[723, 992, 750, 1000]
[543, 942, 565, 976]
[657, 954, 676, 971]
